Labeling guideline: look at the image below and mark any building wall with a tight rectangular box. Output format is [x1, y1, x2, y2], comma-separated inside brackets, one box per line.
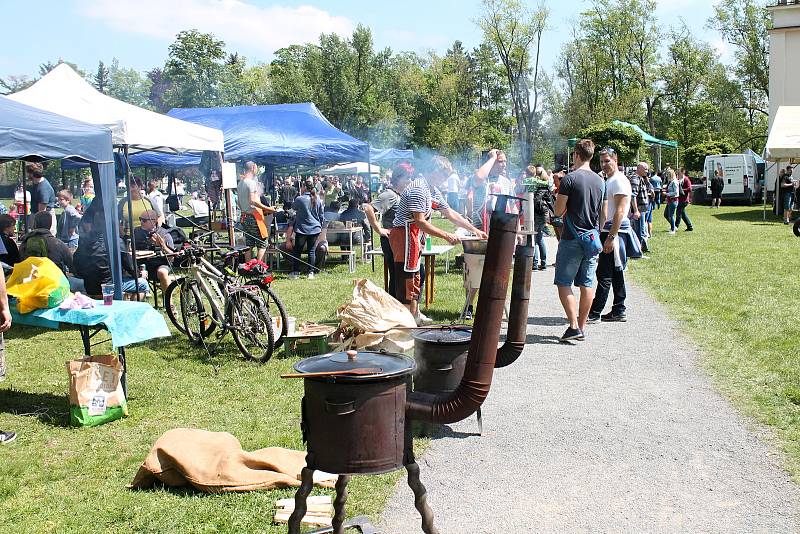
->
[766, 4, 800, 195]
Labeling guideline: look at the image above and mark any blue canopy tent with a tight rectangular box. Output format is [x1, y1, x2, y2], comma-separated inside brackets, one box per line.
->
[0, 96, 123, 299]
[129, 103, 369, 167]
[370, 147, 413, 163]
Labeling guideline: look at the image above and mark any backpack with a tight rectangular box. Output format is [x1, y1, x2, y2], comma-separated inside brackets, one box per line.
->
[25, 235, 49, 258]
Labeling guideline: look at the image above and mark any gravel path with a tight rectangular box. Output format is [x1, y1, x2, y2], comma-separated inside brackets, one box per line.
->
[379, 270, 800, 533]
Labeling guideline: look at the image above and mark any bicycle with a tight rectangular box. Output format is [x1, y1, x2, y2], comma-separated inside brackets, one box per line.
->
[164, 234, 288, 350]
[172, 243, 276, 362]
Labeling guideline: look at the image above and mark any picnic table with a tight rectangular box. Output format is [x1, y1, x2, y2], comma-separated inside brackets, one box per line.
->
[10, 300, 171, 396]
[325, 226, 365, 273]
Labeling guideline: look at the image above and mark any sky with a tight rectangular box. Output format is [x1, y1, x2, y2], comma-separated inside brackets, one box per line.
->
[0, 0, 727, 81]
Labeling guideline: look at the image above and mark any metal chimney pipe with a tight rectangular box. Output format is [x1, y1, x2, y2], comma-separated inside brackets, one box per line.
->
[406, 195, 521, 424]
[495, 237, 534, 368]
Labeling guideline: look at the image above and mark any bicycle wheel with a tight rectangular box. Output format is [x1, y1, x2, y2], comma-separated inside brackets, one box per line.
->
[164, 279, 186, 334]
[253, 283, 288, 349]
[179, 281, 218, 343]
[227, 290, 275, 363]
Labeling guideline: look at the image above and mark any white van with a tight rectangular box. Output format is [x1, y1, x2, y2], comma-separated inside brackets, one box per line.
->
[704, 154, 758, 204]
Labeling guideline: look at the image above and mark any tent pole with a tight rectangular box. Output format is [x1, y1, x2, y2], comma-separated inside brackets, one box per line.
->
[20, 161, 28, 235]
[123, 147, 141, 302]
[226, 187, 235, 247]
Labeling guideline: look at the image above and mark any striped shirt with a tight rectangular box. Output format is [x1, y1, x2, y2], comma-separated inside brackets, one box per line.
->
[392, 177, 450, 228]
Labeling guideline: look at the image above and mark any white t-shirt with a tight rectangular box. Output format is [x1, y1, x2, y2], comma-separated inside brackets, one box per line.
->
[604, 171, 632, 229]
[188, 198, 209, 217]
[446, 173, 460, 194]
[147, 190, 165, 217]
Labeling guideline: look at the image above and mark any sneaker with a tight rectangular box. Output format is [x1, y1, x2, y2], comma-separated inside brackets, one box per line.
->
[601, 312, 626, 322]
[0, 430, 16, 444]
[538, 263, 547, 271]
[586, 315, 601, 324]
[415, 312, 434, 326]
[560, 327, 584, 342]
[784, 220, 790, 225]
[288, 272, 299, 280]
[463, 305, 474, 321]
[668, 230, 676, 235]
[685, 227, 693, 232]
[307, 272, 315, 280]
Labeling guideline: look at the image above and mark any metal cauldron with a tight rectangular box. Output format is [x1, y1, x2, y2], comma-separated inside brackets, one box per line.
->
[293, 350, 415, 475]
[412, 326, 471, 394]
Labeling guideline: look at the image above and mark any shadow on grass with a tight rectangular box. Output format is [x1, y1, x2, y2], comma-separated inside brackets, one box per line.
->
[144, 336, 225, 366]
[5, 324, 53, 341]
[711, 209, 777, 223]
[0, 388, 69, 427]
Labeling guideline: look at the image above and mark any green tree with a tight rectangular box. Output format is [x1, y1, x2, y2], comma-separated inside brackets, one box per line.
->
[93, 61, 110, 93]
[683, 140, 735, 172]
[479, 0, 549, 164]
[163, 29, 227, 108]
[106, 59, 152, 108]
[578, 122, 645, 164]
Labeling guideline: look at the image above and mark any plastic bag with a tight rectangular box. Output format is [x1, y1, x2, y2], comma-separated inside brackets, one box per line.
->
[336, 279, 416, 352]
[66, 354, 128, 427]
[7, 256, 70, 313]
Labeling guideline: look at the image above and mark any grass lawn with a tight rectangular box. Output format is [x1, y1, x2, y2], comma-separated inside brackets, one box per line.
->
[627, 203, 800, 479]
[0, 226, 466, 533]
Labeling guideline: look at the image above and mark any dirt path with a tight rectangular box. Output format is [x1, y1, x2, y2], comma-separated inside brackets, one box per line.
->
[379, 272, 800, 533]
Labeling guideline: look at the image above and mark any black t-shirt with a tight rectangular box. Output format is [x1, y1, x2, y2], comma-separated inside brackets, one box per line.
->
[558, 168, 604, 240]
[29, 179, 56, 211]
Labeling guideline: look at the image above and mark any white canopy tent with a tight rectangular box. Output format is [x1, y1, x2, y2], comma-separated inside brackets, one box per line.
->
[8, 64, 224, 154]
[320, 162, 380, 175]
[766, 105, 800, 162]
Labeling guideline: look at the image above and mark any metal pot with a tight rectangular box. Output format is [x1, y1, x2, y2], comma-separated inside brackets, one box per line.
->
[412, 326, 471, 394]
[461, 238, 488, 255]
[293, 350, 415, 475]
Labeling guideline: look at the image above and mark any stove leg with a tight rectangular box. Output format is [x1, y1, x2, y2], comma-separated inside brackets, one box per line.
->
[287, 467, 315, 534]
[332, 474, 350, 534]
[406, 461, 439, 534]
[477, 407, 483, 435]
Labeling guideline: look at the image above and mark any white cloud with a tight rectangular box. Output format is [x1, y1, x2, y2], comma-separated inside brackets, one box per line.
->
[655, 0, 717, 13]
[78, 0, 355, 57]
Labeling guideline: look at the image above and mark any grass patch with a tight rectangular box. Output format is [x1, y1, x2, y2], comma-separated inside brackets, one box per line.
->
[628, 205, 800, 479]
[0, 224, 468, 533]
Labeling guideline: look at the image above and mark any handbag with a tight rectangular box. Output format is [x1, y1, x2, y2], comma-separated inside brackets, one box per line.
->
[565, 216, 602, 259]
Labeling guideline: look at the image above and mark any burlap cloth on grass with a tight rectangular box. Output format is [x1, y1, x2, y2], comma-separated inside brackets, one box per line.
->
[129, 428, 336, 492]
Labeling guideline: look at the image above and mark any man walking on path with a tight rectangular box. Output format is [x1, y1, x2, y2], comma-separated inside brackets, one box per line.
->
[630, 162, 652, 253]
[588, 148, 633, 324]
[675, 168, 694, 231]
[552, 139, 604, 342]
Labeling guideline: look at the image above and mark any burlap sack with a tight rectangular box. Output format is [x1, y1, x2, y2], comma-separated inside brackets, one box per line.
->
[66, 354, 128, 427]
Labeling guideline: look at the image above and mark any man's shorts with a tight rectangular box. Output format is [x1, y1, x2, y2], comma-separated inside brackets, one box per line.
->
[240, 213, 263, 248]
[554, 238, 598, 288]
[388, 227, 421, 304]
[784, 192, 794, 211]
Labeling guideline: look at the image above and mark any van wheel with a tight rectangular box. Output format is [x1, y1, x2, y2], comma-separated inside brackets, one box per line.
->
[793, 219, 800, 237]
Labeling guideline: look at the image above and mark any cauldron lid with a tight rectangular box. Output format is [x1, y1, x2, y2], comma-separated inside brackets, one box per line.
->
[293, 351, 415, 381]
[413, 325, 472, 344]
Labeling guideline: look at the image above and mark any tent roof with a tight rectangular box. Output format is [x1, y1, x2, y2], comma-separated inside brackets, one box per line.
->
[766, 106, 800, 161]
[320, 162, 380, 175]
[8, 64, 223, 154]
[370, 147, 413, 162]
[0, 95, 113, 163]
[744, 148, 766, 165]
[129, 103, 368, 167]
[612, 120, 678, 149]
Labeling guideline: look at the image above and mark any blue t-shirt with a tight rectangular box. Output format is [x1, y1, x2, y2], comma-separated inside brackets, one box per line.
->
[291, 193, 324, 235]
[30, 179, 56, 210]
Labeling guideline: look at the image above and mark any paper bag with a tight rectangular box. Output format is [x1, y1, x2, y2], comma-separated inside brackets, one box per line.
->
[67, 354, 128, 427]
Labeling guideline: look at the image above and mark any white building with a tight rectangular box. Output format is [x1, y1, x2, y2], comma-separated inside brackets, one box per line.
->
[766, 0, 800, 199]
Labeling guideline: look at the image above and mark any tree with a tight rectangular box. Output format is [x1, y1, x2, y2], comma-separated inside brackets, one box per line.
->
[578, 122, 645, 165]
[479, 0, 549, 164]
[163, 29, 227, 108]
[708, 0, 770, 100]
[93, 61, 110, 93]
[0, 75, 33, 95]
[106, 59, 152, 108]
[146, 68, 170, 112]
[683, 140, 734, 172]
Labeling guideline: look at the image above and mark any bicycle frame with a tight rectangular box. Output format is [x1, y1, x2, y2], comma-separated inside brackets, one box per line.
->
[190, 255, 244, 327]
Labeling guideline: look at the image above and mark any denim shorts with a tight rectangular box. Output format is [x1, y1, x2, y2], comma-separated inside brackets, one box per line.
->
[784, 192, 794, 211]
[122, 277, 149, 294]
[554, 238, 598, 288]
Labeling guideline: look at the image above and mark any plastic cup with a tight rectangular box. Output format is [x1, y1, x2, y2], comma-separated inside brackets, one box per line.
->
[101, 284, 114, 306]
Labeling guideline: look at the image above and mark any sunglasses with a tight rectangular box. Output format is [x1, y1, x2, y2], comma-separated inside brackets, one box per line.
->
[599, 147, 616, 156]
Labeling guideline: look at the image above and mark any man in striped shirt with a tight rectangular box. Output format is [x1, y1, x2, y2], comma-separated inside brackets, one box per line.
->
[389, 156, 486, 324]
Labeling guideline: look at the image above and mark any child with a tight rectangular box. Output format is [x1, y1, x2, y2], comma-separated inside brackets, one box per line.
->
[56, 190, 82, 250]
